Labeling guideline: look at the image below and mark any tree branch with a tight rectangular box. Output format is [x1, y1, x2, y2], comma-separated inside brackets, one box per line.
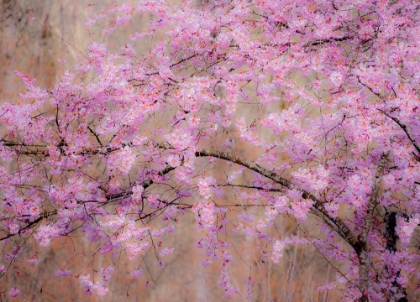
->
[194, 148, 361, 253]
[215, 183, 285, 193]
[87, 126, 103, 146]
[0, 210, 57, 242]
[358, 152, 388, 302]
[379, 109, 420, 158]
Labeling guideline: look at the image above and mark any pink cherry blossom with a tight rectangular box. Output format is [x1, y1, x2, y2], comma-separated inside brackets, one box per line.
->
[1, 1, 420, 301]
[131, 269, 143, 278]
[9, 288, 20, 298]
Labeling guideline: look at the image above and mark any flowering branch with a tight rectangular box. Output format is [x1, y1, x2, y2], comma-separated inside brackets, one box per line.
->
[194, 148, 361, 252]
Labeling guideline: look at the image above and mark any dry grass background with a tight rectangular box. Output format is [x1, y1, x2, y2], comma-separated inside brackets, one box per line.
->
[0, 1, 347, 301]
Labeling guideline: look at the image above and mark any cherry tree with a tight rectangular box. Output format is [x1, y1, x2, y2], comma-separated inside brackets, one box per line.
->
[1, 0, 420, 301]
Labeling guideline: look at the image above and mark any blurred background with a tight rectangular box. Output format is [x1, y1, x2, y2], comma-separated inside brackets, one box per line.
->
[0, 1, 346, 301]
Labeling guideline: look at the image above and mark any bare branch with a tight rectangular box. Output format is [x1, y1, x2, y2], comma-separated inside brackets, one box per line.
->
[87, 126, 103, 146]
